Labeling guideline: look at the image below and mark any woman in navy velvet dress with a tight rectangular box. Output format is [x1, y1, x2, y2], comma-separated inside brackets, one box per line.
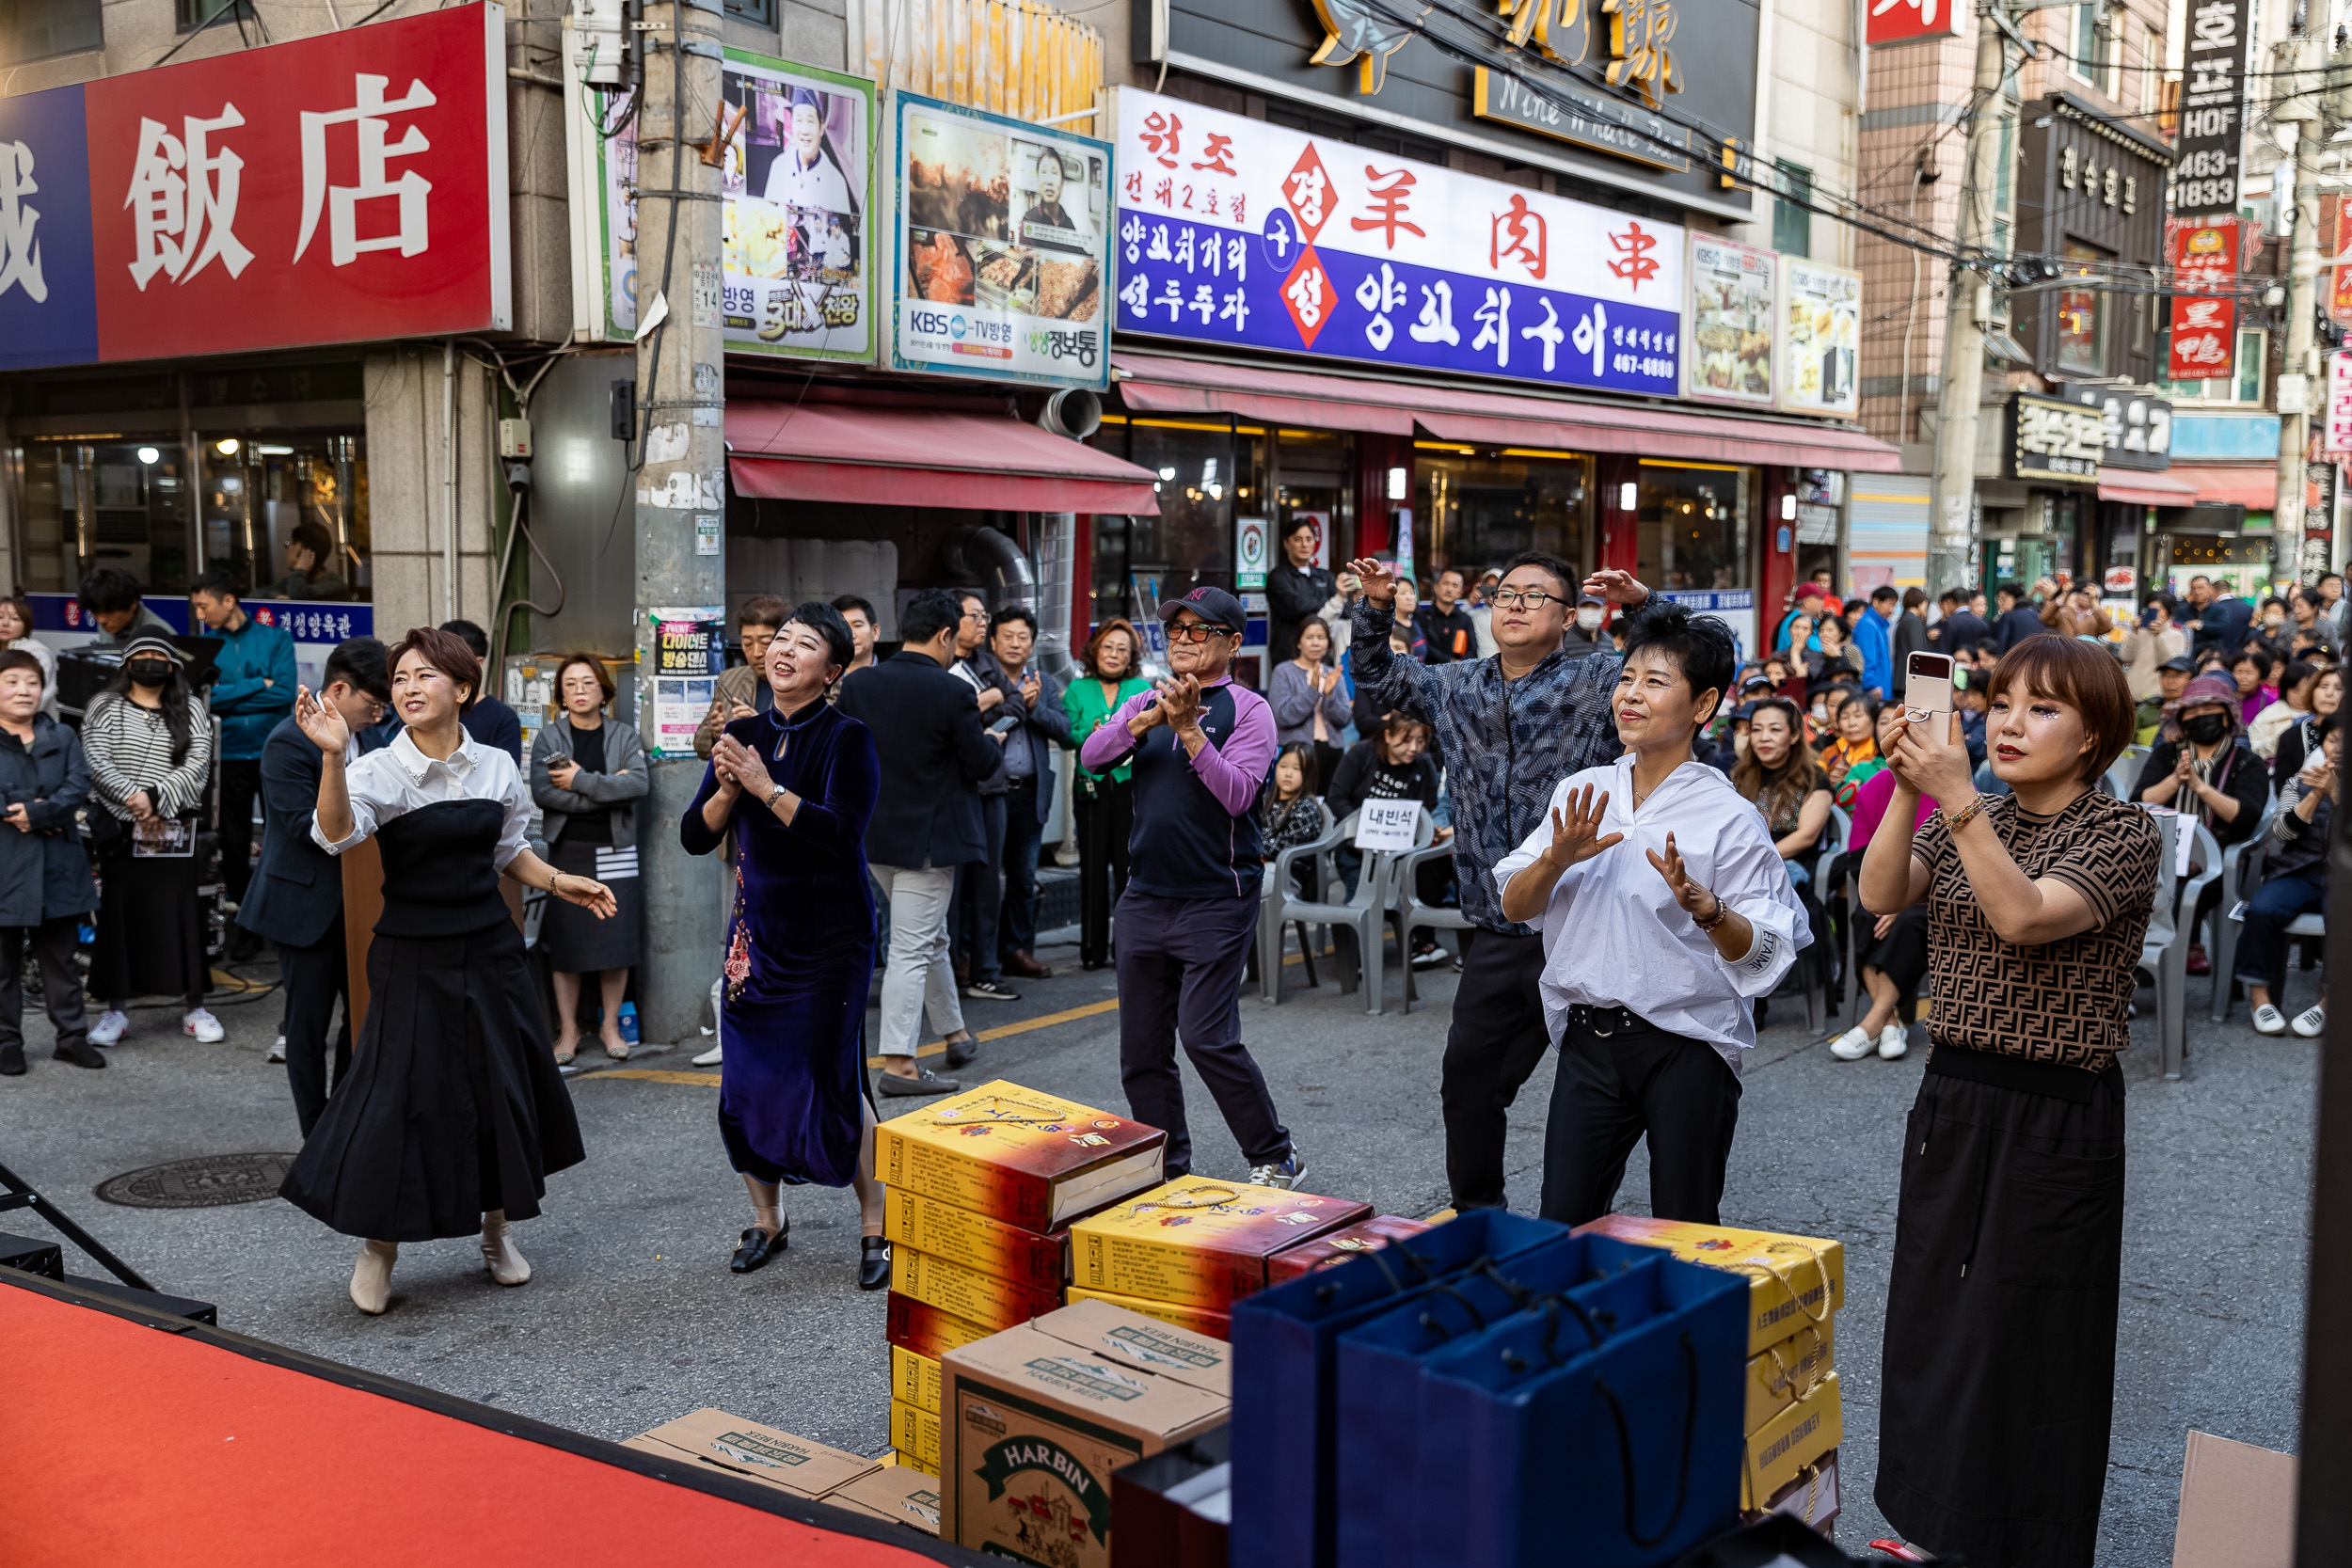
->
[681, 602, 889, 1289]
[279, 626, 616, 1316]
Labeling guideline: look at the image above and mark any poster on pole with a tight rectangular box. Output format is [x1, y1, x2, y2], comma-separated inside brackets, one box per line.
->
[645, 607, 725, 759]
[2167, 220, 2238, 383]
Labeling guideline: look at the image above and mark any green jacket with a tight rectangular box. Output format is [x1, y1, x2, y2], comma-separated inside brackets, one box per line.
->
[1063, 674, 1152, 792]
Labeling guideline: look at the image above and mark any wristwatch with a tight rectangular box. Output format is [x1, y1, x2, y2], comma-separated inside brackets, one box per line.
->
[766, 782, 787, 808]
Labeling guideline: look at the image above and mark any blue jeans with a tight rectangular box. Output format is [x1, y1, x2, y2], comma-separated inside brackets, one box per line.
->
[2234, 873, 2327, 1000]
[998, 778, 1044, 958]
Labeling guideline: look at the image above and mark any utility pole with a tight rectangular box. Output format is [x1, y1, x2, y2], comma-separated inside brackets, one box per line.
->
[1927, 5, 2014, 598]
[630, 0, 726, 1046]
[2273, 35, 2328, 569]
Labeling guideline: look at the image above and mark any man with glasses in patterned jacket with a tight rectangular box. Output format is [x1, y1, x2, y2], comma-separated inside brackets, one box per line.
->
[1346, 551, 1651, 1213]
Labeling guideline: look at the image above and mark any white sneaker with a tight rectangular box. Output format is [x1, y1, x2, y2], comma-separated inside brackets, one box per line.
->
[1828, 1026, 1875, 1060]
[88, 1008, 127, 1046]
[2252, 1004, 2288, 1036]
[1878, 1023, 1910, 1060]
[266, 1033, 286, 1064]
[2293, 1006, 2327, 1038]
[692, 1041, 723, 1067]
[183, 1007, 225, 1043]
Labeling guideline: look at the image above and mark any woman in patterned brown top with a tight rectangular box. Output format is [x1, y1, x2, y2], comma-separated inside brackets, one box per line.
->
[1856, 635, 2157, 1568]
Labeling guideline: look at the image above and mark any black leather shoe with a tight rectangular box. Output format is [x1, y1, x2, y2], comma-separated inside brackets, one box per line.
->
[858, 1236, 892, 1291]
[945, 1035, 978, 1070]
[53, 1039, 104, 1070]
[0, 1044, 24, 1076]
[730, 1220, 787, 1274]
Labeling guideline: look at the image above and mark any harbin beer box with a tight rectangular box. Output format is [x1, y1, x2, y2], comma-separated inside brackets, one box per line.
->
[940, 1299, 1233, 1568]
[621, 1408, 878, 1499]
[824, 1463, 945, 1536]
[876, 1079, 1167, 1235]
[1070, 1176, 1372, 1315]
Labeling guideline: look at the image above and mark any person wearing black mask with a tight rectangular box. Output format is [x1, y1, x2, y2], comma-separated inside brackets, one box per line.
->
[83, 637, 217, 1049]
[2133, 671, 2269, 974]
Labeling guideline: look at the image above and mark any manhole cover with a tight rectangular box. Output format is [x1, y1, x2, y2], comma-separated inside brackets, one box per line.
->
[94, 1153, 299, 1209]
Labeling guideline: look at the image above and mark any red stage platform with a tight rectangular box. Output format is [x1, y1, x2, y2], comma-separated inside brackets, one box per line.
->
[2, 1269, 977, 1566]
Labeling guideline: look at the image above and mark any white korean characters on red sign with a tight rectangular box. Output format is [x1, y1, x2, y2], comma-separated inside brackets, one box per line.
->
[2326, 352, 2352, 457]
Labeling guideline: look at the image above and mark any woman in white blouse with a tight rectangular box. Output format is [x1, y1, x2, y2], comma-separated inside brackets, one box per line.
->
[278, 627, 616, 1316]
[84, 636, 218, 1048]
[1495, 600, 1808, 1227]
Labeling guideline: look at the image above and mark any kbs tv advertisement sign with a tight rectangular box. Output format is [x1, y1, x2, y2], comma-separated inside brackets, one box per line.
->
[0, 4, 510, 369]
[2168, 219, 2238, 382]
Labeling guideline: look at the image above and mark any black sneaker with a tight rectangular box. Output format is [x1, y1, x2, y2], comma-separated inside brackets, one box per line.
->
[962, 979, 1021, 1002]
[54, 1038, 105, 1070]
[1409, 943, 1448, 970]
[877, 1067, 961, 1097]
[0, 1043, 24, 1076]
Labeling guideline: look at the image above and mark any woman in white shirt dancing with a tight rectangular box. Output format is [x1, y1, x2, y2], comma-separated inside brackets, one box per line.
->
[1496, 601, 1809, 1225]
[278, 627, 616, 1315]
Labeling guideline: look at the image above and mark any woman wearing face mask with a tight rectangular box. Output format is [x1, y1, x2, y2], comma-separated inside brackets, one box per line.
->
[2133, 671, 2269, 974]
[531, 654, 649, 1067]
[281, 627, 613, 1315]
[83, 637, 219, 1048]
[2239, 713, 2338, 1037]
[2273, 666, 2343, 786]
[0, 595, 56, 719]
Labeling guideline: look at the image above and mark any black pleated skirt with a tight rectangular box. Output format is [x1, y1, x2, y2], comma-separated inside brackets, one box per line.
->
[1875, 1046, 2125, 1568]
[92, 834, 208, 1004]
[280, 919, 585, 1243]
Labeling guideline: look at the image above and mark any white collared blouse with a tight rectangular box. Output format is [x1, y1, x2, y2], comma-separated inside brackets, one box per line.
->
[310, 727, 532, 872]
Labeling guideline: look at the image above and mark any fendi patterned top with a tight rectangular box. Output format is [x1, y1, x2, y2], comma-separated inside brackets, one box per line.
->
[1911, 788, 2160, 1069]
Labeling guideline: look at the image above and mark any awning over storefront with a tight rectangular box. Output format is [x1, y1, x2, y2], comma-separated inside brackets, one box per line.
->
[727, 403, 1163, 514]
[2097, 472, 2201, 507]
[2162, 465, 2278, 512]
[1112, 351, 1904, 472]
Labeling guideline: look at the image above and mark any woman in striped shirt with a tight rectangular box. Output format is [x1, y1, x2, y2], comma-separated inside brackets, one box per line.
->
[84, 635, 219, 1047]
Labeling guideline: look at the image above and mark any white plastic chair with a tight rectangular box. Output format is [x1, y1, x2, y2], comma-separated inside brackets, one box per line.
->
[1258, 801, 1343, 1006]
[1395, 838, 1475, 1015]
[1260, 809, 1434, 1014]
[2213, 817, 2325, 1023]
[2137, 810, 2222, 1080]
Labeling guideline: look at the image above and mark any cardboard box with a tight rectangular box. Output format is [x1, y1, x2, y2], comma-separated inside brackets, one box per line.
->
[892, 1447, 937, 1478]
[1575, 1213, 1844, 1354]
[896, 1244, 1064, 1332]
[628, 1409, 878, 1498]
[1264, 1214, 1432, 1286]
[887, 1291, 998, 1362]
[1751, 1449, 1838, 1532]
[886, 1185, 1073, 1292]
[891, 1397, 942, 1473]
[877, 1080, 1166, 1232]
[1065, 1286, 1232, 1341]
[1745, 1320, 1834, 1435]
[893, 1344, 942, 1416]
[825, 1464, 944, 1535]
[1069, 1177, 1372, 1310]
[1741, 1371, 1842, 1511]
[1028, 1296, 1234, 1397]
[2173, 1430, 2296, 1568]
[942, 1302, 1232, 1568]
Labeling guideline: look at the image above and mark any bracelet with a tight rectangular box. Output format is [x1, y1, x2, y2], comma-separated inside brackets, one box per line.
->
[1692, 891, 1729, 930]
[550, 872, 566, 896]
[1944, 794, 1988, 833]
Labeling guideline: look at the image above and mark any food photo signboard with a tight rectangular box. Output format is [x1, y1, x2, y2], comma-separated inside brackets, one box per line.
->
[1777, 259, 1860, 418]
[892, 92, 1111, 389]
[592, 52, 874, 360]
[1684, 233, 1777, 406]
[1109, 86, 1687, 400]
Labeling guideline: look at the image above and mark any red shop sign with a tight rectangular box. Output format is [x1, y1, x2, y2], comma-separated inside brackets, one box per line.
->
[1866, 0, 1964, 47]
[81, 3, 509, 361]
[2168, 219, 2237, 383]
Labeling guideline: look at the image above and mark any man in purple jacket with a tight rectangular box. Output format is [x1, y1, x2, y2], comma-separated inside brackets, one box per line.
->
[1080, 586, 1300, 1188]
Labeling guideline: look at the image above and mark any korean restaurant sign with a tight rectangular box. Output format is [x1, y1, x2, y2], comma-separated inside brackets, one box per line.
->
[2173, 0, 2250, 218]
[2167, 218, 2237, 383]
[0, 4, 509, 371]
[1866, 0, 1963, 44]
[2048, 380, 2173, 472]
[2325, 353, 2352, 459]
[1110, 86, 1685, 400]
[2007, 391, 2104, 484]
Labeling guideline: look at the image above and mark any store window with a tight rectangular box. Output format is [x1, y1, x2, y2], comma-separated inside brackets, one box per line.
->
[1, 0, 101, 63]
[1084, 416, 1266, 629]
[2055, 241, 2107, 374]
[1272, 427, 1354, 573]
[11, 434, 368, 600]
[1772, 163, 1812, 260]
[1635, 461, 1751, 591]
[1413, 445, 1594, 579]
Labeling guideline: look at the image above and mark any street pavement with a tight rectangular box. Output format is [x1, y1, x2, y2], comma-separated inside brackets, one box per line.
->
[0, 935, 2317, 1563]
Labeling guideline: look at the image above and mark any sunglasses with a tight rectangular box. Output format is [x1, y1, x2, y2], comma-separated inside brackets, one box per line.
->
[1166, 622, 1236, 643]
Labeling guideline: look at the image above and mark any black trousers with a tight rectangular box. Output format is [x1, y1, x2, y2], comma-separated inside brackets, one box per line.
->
[998, 777, 1043, 958]
[279, 913, 353, 1138]
[219, 757, 262, 908]
[1539, 1011, 1742, 1227]
[0, 919, 87, 1055]
[1114, 889, 1290, 1175]
[1074, 781, 1133, 967]
[1439, 927, 1554, 1212]
[1876, 1050, 2124, 1568]
[955, 793, 1009, 985]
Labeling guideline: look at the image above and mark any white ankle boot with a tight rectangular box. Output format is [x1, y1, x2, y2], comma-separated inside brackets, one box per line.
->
[350, 1240, 398, 1314]
[480, 1210, 532, 1287]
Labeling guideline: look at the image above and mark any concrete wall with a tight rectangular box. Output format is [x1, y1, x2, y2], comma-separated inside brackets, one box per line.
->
[363, 348, 501, 641]
[1734, 0, 1863, 267]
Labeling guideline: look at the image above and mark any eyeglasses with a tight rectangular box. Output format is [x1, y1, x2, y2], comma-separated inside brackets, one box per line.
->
[1165, 622, 1234, 643]
[1488, 589, 1562, 610]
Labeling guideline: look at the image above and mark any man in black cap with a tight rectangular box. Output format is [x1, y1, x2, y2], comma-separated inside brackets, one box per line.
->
[1077, 585, 1300, 1188]
[1562, 592, 1611, 659]
[2138, 654, 2196, 741]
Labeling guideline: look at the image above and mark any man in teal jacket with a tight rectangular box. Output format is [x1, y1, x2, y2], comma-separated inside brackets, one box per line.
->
[190, 569, 295, 958]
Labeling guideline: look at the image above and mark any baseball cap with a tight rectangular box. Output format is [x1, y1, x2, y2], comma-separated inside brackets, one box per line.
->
[2158, 654, 2196, 673]
[1159, 585, 1248, 636]
[1739, 673, 1776, 693]
[1577, 592, 1606, 608]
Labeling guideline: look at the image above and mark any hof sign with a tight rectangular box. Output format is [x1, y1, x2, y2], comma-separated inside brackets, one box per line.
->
[2008, 391, 2104, 483]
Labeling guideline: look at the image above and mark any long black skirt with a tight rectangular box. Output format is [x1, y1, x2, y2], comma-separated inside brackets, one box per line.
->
[1875, 1046, 2125, 1568]
[280, 920, 585, 1243]
[92, 834, 207, 1005]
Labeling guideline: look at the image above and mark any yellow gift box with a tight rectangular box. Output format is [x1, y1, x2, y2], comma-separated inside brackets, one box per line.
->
[885, 1185, 1072, 1293]
[1062, 1286, 1232, 1340]
[1069, 1177, 1370, 1310]
[891, 1446, 937, 1479]
[894, 1344, 943, 1416]
[1745, 1321, 1834, 1435]
[891, 1397, 942, 1474]
[895, 1245, 1062, 1333]
[1741, 1371, 1842, 1511]
[876, 1080, 1165, 1233]
[1575, 1214, 1843, 1354]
